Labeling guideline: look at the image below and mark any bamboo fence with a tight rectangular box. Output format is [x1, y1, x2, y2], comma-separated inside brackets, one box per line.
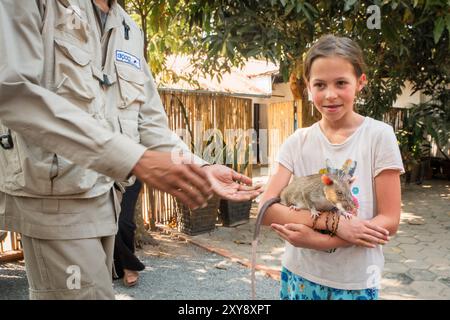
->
[143, 90, 253, 226]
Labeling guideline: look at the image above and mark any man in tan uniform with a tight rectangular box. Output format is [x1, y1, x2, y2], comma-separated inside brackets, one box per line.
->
[0, 0, 261, 299]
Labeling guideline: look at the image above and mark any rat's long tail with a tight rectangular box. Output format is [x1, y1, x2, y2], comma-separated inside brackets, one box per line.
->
[251, 197, 281, 300]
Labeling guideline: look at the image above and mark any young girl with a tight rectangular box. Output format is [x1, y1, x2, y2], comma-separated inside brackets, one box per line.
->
[260, 35, 404, 300]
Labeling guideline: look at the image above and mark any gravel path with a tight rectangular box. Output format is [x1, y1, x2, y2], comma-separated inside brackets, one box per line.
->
[0, 231, 279, 300]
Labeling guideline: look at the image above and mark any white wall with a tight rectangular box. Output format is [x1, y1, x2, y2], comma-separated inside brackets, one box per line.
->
[392, 81, 426, 108]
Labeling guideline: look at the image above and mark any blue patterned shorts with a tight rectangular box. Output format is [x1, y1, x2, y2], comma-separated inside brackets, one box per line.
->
[280, 267, 378, 300]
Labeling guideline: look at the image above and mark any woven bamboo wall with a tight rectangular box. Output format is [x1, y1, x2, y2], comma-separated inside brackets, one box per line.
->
[144, 90, 253, 226]
[267, 100, 302, 173]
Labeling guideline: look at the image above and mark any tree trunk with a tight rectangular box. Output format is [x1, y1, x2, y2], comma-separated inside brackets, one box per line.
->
[141, 13, 148, 61]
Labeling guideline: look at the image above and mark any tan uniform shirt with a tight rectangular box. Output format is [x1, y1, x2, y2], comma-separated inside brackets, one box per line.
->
[0, 0, 202, 238]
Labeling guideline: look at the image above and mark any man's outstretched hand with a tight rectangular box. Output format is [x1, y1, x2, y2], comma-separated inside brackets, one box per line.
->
[132, 150, 213, 210]
[201, 164, 263, 202]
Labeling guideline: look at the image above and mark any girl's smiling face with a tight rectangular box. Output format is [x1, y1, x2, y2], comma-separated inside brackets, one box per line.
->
[307, 56, 366, 123]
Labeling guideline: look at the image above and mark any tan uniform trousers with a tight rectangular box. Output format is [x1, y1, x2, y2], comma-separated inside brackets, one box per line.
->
[21, 234, 115, 300]
[3, 189, 121, 300]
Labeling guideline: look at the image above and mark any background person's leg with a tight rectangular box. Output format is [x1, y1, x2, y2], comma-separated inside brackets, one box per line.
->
[113, 180, 145, 281]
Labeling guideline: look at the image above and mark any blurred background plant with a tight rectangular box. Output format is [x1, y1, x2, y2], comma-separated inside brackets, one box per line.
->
[396, 89, 450, 182]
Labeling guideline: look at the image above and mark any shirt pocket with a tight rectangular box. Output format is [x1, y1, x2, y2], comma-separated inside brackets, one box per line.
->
[115, 62, 150, 143]
[53, 37, 96, 104]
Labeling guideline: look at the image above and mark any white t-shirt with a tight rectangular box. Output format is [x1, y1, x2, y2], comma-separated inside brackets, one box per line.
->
[276, 116, 404, 290]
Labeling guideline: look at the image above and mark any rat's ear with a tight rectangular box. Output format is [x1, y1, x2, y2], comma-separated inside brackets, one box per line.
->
[321, 174, 333, 185]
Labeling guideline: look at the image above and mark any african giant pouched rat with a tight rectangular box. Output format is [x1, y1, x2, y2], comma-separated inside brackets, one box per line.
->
[251, 159, 359, 299]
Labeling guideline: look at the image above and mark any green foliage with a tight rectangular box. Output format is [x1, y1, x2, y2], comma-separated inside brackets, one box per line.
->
[122, 0, 449, 138]
[182, 0, 449, 118]
[124, 0, 204, 83]
[396, 90, 450, 171]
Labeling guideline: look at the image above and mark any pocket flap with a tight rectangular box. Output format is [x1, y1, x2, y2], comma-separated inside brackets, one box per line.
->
[115, 62, 150, 85]
[54, 38, 91, 66]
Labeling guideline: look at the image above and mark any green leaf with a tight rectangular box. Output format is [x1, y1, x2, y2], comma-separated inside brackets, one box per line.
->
[304, 2, 318, 15]
[434, 17, 445, 43]
[285, 3, 295, 15]
[245, 48, 261, 57]
[447, 14, 450, 35]
[303, 6, 314, 23]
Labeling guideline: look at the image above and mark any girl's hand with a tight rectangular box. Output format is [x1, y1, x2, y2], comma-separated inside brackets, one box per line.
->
[271, 223, 321, 250]
[336, 216, 390, 248]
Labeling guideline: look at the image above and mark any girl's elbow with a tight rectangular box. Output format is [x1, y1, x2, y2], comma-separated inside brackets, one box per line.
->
[388, 225, 399, 236]
[387, 219, 400, 236]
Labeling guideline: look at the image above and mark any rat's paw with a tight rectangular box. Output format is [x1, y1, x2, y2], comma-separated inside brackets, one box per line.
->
[341, 211, 354, 219]
[310, 208, 321, 219]
[289, 205, 302, 211]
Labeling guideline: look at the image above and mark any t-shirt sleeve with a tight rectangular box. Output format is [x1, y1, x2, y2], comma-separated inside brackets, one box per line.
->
[275, 132, 296, 173]
[373, 126, 405, 177]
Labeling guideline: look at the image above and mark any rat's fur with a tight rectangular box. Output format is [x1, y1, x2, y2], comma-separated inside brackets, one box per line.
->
[280, 173, 356, 219]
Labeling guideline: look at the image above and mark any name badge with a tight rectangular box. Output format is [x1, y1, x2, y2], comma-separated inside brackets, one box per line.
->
[115, 50, 141, 69]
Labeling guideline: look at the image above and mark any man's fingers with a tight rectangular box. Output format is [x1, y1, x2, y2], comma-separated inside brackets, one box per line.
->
[175, 180, 208, 208]
[182, 165, 213, 198]
[171, 188, 202, 210]
[231, 171, 253, 185]
[226, 190, 261, 201]
[237, 184, 260, 191]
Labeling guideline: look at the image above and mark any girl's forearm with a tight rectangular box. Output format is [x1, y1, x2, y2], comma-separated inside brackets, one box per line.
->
[261, 203, 333, 231]
[313, 232, 353, 251]
[261, 203, 314, 226]
[261, 204, 353, 250]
